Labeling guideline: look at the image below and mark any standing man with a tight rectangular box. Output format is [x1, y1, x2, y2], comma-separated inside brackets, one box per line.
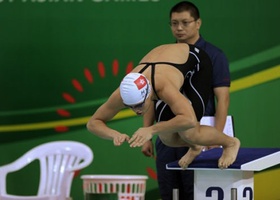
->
[141, 1, 231, 200]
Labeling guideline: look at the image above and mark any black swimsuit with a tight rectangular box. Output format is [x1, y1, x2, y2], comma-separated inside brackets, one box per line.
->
[138, 44, 213, 121]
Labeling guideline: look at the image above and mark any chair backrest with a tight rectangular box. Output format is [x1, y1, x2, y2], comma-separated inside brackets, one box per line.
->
[0, 195, 59, 200]
[0, 140, 93, 199]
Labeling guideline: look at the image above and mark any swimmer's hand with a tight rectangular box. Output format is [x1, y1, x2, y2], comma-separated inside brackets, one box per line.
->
[113, 134, 130, 146]
[129, 127, 153, 147]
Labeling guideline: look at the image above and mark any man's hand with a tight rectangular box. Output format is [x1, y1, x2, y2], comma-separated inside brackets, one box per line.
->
[141, 140, 154, 157]
[113, 134, 130, 146]
[128, 127, 153, 147]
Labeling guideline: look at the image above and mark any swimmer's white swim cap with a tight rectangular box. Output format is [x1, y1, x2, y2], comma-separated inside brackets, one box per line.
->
[120, 73, 150, 105]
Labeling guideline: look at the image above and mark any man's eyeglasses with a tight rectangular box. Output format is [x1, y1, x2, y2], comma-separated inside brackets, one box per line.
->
[123, 85, 149, 110]
[169, 20, 196, 28]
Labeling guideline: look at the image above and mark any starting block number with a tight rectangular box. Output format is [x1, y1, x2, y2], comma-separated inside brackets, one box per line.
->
[194, 170, 254, 200]
[205, 186, 253, 200]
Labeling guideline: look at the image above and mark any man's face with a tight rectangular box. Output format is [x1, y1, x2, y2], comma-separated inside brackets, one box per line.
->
[170, 11, 201, 44]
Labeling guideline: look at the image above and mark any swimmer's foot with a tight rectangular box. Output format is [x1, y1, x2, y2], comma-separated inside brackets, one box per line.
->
[179, 145, 202, 169]
[218, 137, 240, 169]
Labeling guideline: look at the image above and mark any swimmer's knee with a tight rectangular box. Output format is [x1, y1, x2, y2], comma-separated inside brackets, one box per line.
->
[184, 117, 197, 129]
[179, 128, 200, 144]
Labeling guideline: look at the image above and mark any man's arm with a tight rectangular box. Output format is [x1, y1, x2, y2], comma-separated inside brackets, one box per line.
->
[211, 49, 230, 132]
[214, 87, 230, 132]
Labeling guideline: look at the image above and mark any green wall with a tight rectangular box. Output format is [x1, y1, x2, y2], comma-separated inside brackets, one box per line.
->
[0, 0, 280, 199]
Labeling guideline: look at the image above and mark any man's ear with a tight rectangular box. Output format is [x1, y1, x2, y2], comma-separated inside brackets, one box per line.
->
[196, 18, 202, 30]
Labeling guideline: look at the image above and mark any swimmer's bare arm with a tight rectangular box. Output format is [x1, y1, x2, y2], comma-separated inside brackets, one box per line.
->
[87, 89, 130, 146]
[153, 87, 197, 133]
[141, 102, 155, 157]
[129, 78, 197, 147]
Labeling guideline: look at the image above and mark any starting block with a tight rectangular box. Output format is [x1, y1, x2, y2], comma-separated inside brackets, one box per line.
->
[166, 147, 280, 200]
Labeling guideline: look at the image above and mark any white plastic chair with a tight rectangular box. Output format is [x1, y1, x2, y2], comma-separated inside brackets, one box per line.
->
[0, 140, 94, 200]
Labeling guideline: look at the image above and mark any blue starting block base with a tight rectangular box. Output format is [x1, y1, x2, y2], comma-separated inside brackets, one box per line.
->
[166, 148, 280, 200]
